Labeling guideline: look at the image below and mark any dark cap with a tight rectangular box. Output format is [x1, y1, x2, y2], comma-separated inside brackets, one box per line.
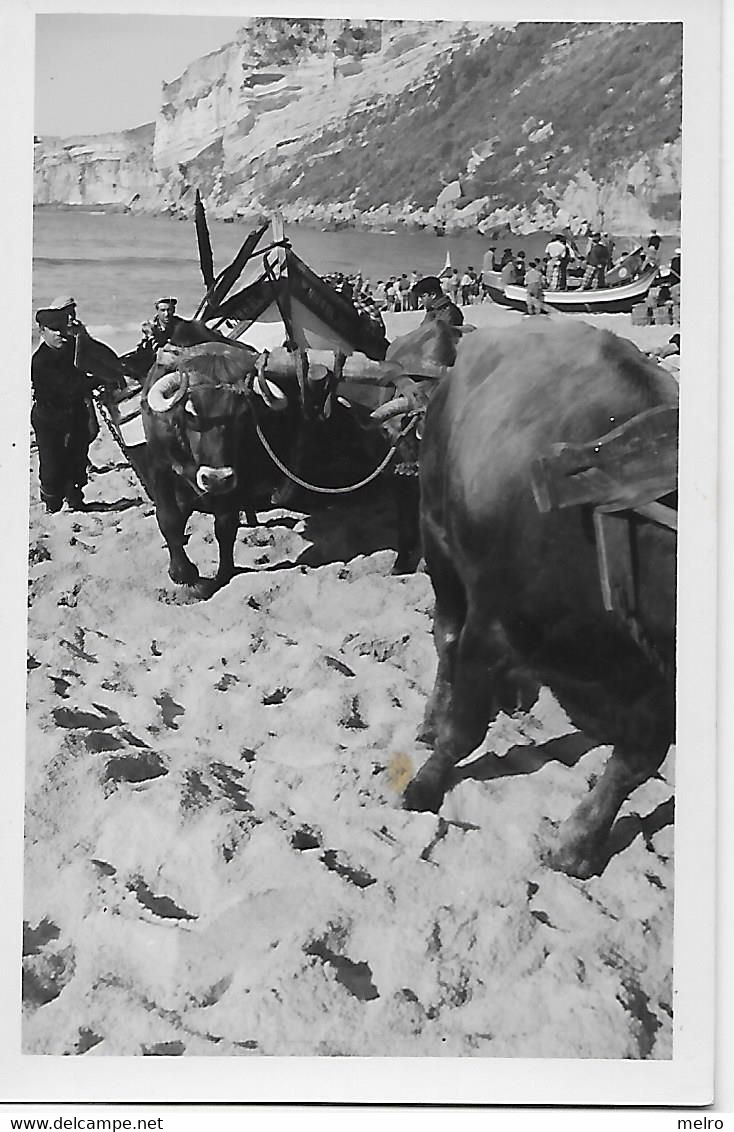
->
[36, 307, 71, 331]
[412, 275, 443, 299]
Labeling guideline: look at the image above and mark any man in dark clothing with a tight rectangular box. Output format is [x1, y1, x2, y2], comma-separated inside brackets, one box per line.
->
[128, 296, 181, 374]
[500, 258, 518, 291]
[581, 234, 610, 289]
[31, 301, 101, 513]
[412, 276, 463, 327]
[123, 296, 243, 381]
[669, 247, 681, 285]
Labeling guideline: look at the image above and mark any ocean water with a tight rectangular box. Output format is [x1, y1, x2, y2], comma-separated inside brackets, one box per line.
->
[32, 208, 676, 353]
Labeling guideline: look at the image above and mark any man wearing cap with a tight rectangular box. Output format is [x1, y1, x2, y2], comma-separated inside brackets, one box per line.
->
[130, 297, 180, 372]
[125, 297, 239, 379]
[411, 276, 463, 327]
[544, 234, 569, 290]
[580, 233, 610, 290]
[31, 297, 99, 513]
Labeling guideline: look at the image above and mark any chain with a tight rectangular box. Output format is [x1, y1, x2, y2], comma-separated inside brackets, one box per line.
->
[92, 392, 152, 501]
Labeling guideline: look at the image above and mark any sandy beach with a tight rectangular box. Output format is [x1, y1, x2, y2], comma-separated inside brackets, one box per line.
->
[23, 304, 677, 1060]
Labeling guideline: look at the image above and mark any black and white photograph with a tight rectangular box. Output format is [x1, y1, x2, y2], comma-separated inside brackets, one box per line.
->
[0, 0, 725, 1112]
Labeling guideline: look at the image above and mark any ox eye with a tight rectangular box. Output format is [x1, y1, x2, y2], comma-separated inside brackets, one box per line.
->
[184, 399, 197, 416]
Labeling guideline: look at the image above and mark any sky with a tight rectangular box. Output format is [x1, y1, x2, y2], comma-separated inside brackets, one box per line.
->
[35, 15, 245, 136]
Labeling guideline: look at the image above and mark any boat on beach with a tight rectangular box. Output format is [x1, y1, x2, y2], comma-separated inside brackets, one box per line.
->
[485, 266, 659, 315]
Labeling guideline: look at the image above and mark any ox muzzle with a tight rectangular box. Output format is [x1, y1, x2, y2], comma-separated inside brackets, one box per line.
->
[195, 465, 237, 495]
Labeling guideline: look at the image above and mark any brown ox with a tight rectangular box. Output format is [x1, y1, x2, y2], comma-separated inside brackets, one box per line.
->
[403, 319, 678, 878]
[141, 342, 306, 593]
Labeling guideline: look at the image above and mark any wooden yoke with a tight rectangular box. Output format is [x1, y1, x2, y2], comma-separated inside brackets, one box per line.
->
[530, 405, 678, 515]
[531, 405, 678, 617]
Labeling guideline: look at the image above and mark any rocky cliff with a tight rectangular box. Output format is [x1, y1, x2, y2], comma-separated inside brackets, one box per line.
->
[33, 19, 682, 235]
[33, 123, 156, 207]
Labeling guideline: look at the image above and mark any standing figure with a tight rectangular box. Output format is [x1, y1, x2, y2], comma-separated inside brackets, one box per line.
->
[523, 260, 545, 315]
[31, 298, 99, 513]
[398, 274, 412, 311]
[408, 270, 420, 309]
[412, 276, 464, 327]
[669, 247, 681, 285]
[580, 233, 610, 290]
[544, 234, 568, 290]
[460, 267, 477, 306]
[646, 230, 662, 264]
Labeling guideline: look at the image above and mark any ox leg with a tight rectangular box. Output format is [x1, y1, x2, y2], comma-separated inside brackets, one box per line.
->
[549, 737, 671, 880]
[213, 507, 239, 585]
[155, 502, 199, 586]
[393, 475, 422, 574]
[405, 614, 510, 812]
[416, 539, 467, 745]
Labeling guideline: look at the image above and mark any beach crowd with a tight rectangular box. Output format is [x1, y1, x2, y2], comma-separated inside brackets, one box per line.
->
[324, 229, 680, 317]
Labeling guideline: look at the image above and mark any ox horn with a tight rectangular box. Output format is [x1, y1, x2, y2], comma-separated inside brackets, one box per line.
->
[370, 395, 411, 423]
[253, 351, 288, 412]
[146, 369, 189, 413]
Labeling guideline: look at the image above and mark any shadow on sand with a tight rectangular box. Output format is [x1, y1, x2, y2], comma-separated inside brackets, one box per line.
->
[449, 731, 675, 873]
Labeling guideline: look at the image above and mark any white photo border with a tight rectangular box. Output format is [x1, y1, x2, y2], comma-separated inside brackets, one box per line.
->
[0, 0, 721, 1107]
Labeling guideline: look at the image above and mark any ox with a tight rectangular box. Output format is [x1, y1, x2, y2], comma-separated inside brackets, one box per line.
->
[403, 319, 678, 878]
[141, 341, 303, 592]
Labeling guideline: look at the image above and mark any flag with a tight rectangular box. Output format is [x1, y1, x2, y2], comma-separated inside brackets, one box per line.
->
[199, 222, 270, 320]
[194, 190, 215, 290]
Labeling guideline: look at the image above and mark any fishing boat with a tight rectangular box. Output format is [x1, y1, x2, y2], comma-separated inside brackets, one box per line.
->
[485, 267, 659, 315]
[485, 246, 660, 315]
[96, 207, 391, 491]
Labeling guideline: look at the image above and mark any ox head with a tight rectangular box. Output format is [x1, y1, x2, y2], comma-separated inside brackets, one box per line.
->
[143, 342, 282, 498]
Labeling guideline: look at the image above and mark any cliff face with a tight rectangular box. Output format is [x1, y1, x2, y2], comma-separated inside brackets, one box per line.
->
[34, 123, 156, 207]
[33, 19, 682, 235]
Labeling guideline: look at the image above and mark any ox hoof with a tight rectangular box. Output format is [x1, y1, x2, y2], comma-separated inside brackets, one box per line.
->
[169, 565, 200, 587]
[193, 578, 220, 600]
[403, 765, 447, 814]
[544, 837, 602, 880]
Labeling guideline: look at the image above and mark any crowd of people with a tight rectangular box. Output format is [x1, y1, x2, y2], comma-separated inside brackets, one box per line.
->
[322, 230, 680, 321]
[491, 229, 679, 297]
[325, 267, 483, 314]
[31, 227, 680, 515]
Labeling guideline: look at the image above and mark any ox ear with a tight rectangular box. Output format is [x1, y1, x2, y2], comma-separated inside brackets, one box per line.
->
[146, 369, 189, 413]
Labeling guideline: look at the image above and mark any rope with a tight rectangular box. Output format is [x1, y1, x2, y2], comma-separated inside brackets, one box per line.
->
[252, 408, 421, 495]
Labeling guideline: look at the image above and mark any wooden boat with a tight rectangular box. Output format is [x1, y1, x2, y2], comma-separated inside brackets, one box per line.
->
[485, 266, 659, 315]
